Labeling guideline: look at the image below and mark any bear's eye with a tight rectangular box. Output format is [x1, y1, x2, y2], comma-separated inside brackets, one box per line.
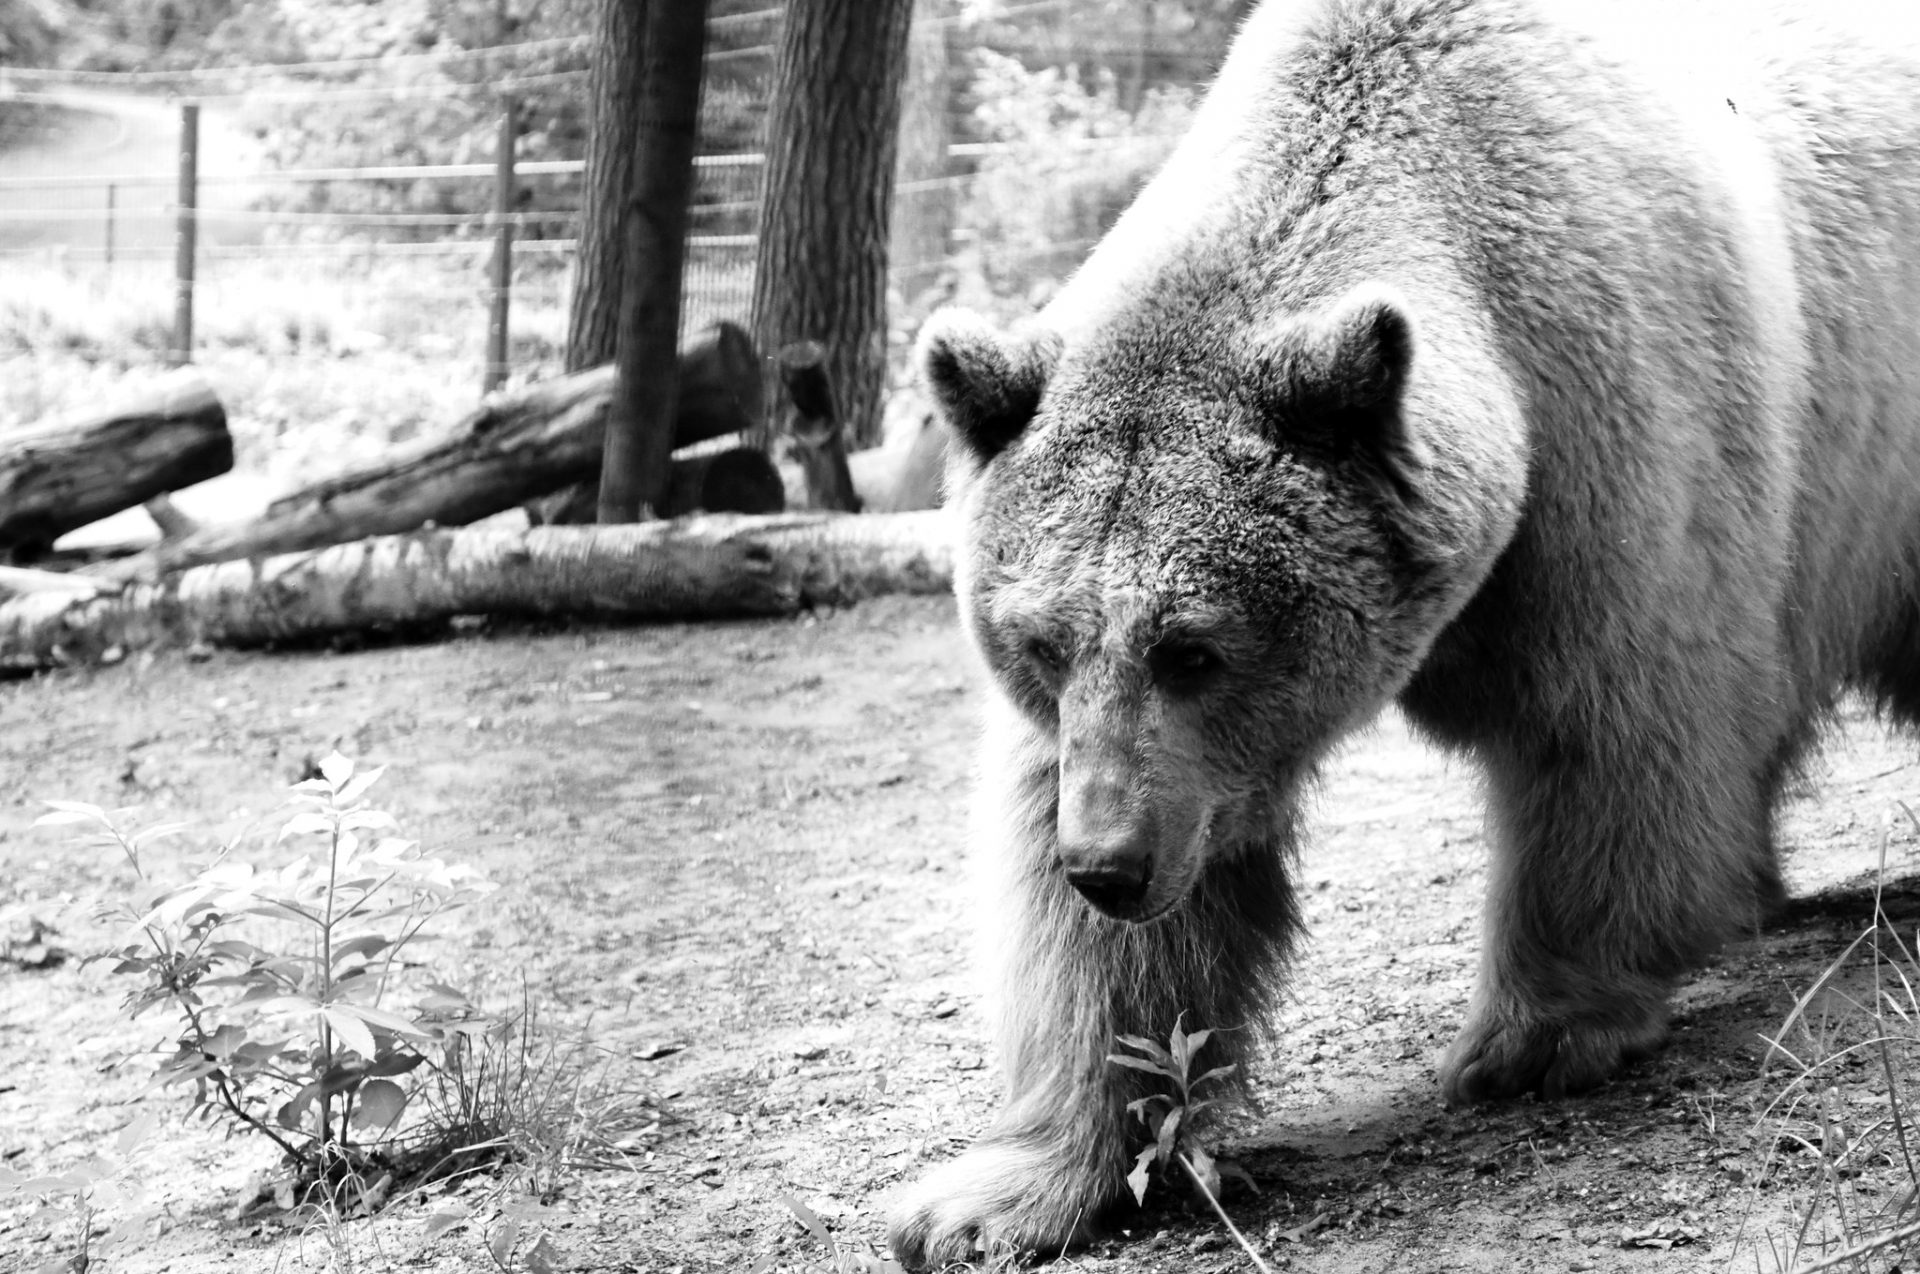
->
[1023, 636, 1068, 678]
[1149, 640, 1223, 690]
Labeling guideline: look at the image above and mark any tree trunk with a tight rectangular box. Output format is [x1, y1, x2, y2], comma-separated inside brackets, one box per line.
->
[565, 0, 642, 374]
[0, 368, 230, 561]
[751, 0, 916, 450]
[601, 0, 711, 523]
[517, 447, 784, 524]
[531, 319, 763, 524]
[2, 514, 955, 670]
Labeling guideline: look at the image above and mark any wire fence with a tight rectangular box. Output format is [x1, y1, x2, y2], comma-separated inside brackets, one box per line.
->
[0, 9, 1216, 409]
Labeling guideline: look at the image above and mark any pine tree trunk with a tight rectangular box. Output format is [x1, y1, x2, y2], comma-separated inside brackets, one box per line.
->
[1, 514, 955, 670]
[564, 0, 642, 374]
[751, 0, 916, 449]
[601, 0, 711, 522]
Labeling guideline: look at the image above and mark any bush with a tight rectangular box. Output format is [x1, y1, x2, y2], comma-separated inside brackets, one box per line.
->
[950, 48, 1194, 305]
[43, 752, 496, 1209]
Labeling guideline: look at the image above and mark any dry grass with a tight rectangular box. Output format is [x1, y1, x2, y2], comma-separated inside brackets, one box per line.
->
[1738, 817, 1920, 1273]
[0, 251, 571, 482]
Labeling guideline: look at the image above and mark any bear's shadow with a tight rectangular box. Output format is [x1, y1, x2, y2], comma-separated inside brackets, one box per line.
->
[1208, 867, 1920, 1234]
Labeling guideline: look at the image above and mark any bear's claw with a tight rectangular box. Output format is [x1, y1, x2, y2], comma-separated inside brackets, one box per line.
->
[1439, 1002, 1670, 1104]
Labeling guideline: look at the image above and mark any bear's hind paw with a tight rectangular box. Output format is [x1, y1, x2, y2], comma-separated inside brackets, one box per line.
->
[1440, 1006, 1669, 1104]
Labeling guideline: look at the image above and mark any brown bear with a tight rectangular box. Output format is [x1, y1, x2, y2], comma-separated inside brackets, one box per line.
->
[886, 0, 1920, 1265]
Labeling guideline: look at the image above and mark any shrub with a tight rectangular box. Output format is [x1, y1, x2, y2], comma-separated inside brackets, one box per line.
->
[43, 751, 496, 1209]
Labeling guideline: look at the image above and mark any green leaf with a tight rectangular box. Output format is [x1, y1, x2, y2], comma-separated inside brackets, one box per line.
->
[1107, 1053, 1177, 1079]
[1156, 1104, 1183, 1167]
[1184, 1145, 1221, 1203]
[350, 1079, 408, 1131]
[1125, 1094, 1172, 1119]
[278, 811, 334, 842]
[1183, 1027, 1215, 1065]
[417, 984, 477, 1013]
[1113, 1033, 1173, 1066]
[34, 803, 105, 827]
[332, 1002, 432, 1041]
[1190, 1063, 1237, 1091]
[329, 934, 390, 966]
[780, 1193, 835, 1256]
[335, 765, 386, 807]
[1170, 1012, 1190, 1077]
[202, 1024, 248, 1059]
[319, 751, 355, 792]
[130, 822, 190, 848]
[324, 1007, 379, 1061]
[1126, 1144, 1156, 1207]
[489, 1217, 522, 1266]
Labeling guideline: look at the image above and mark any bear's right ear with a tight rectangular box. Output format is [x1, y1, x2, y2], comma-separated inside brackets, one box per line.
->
[917, 310, 1061, 465]
[1256, 283, 1429, 501]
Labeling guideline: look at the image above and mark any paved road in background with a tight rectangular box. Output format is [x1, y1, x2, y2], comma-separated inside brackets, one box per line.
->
[0, 88, 265, 256]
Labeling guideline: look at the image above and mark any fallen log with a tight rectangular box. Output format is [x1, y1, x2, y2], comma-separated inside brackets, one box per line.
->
[93, 367, 618, 583]
[98, 322, 767, 583]
[521, 446, 785, 525]
[1, 511, 956, 670]
[0, 368, 231, 561]
[0, 565, 108, 602]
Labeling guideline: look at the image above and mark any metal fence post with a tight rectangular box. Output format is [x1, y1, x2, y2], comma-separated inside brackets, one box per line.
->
[171, 103, 199, 367]
[484, 94, 517, 394]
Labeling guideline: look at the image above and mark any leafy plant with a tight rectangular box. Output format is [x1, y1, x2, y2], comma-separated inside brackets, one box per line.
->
[0, 1111, 159, 1274]
[42, 751, 496, 1208]
[1109, 1016, 1272, 1274]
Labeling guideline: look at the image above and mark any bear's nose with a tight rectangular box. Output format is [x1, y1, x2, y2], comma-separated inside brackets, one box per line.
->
[1064, 857, 1153, 917]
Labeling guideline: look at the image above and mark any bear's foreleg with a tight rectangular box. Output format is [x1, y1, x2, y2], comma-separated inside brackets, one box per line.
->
[887, 728, 1298, 1267]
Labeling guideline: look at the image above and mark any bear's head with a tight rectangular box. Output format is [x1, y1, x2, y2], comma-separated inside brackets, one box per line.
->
[923, 283, 1451, 923]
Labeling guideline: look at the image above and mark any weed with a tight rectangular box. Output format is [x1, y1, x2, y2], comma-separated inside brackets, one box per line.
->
[0, 1110, 159, 1273]
[1110, 1016, 1273, 1274]
[1741, 816, 1920, 1272]
[41, 751, 495, 1210]
[411, 983, 664, 1201]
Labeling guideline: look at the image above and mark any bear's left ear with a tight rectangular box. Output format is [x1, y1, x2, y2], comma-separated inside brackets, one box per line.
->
[1256, 283, 1429, 501]
[917, 309, 1061, 466]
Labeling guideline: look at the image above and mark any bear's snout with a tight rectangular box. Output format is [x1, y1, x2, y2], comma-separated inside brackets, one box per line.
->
[1057, 766, 1157, 917]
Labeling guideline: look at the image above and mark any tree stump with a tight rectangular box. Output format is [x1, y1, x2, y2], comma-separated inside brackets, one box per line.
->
[779, 341, 861, 513]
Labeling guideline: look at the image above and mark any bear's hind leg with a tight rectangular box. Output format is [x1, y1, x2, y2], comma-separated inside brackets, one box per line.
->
[1861, 597, 1920, 731]
[886, 739, 1298, 1267]
[1441, 719, 1775, 1103]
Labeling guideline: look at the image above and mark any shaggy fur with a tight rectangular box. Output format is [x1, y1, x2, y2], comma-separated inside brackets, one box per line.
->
[887, 0, 1920, 1265]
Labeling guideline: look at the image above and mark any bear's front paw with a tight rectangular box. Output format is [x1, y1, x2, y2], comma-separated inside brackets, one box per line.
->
[1440, 1000, 1669, 1104]
[887, 1136, 1120, 1270]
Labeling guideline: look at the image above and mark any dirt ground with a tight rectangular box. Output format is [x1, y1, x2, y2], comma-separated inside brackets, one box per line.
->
[3, 593, 1919, 1274]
